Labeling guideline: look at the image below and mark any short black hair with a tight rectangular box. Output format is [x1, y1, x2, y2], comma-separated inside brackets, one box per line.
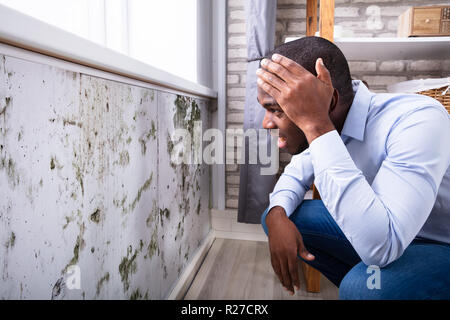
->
[265, 36, 354, 107]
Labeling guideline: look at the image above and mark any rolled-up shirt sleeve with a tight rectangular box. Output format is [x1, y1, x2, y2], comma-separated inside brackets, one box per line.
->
[268, 149, 315, 217]
[310, 107, 450, 267]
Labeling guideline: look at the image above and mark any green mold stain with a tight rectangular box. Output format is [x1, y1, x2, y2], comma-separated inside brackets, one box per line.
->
[73, 162, 84, 196]
[5, 232, 15, 248]
[0, 156, 20, 187]
[196, 179, 200, 192]
[173, 95, 201, 139]
[146, 229, 158, 260]
[166, 131, 176, 169]
[63, 119, 82, 128]
[146, 200, 158, 227]
[149, 121, 157, 139]
[174, 96, 187, 127]
[196, 201, 201, 215]
[96, 272, 110, 296]
[146, 89, 155, 102]
[118, 245, 138, 292]
[129, 173, 153, 213]
[126, 87, 133, 104]
[175, 221, 184, 241]
[159, 208, 170, 220]
[63, 214, 76, 230]
[90, 209, 101, 224]
[119, 150, 130, 167]
[139, 121, 157, 155]
[130, 288, 143, 300]
[163, 265, 168, 279]
[184, 245, 191, 262]
[50, 157, 56, 170]
[0, 97, 11, 117]
[63, 222, 85, 274]
[113, 195, 128, 215]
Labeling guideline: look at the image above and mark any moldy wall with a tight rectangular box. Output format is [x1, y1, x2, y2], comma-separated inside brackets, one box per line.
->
[0, 52, 211, 299]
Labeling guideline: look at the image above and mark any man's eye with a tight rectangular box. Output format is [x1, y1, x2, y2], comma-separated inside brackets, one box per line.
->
[271, 109, 283, 117]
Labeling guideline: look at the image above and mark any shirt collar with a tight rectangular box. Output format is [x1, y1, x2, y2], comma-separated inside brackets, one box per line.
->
[341, 80, 374, 142]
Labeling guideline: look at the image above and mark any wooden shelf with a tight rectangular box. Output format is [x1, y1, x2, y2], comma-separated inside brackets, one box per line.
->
[285, 36, 450, 61]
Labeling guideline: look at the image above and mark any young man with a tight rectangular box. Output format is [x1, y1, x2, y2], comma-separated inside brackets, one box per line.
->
[257, 37, 450, 299]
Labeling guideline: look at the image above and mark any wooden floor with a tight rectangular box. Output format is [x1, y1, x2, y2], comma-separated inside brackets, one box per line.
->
[184, 238, 339, 300]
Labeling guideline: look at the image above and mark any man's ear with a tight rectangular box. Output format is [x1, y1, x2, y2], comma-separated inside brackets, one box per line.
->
[329, 88, 339, 114]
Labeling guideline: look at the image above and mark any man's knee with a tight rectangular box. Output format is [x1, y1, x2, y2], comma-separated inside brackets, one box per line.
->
[339, 263, 381, 300]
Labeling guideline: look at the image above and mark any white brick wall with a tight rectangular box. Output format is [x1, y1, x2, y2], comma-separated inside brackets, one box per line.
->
[348, 61, 377, 73]
[225, 0, 450, 209]
[378, 61, 405, 72]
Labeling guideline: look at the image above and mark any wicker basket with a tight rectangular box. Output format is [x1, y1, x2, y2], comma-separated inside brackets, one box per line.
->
[418, 86, 450, 114]
[388, 79, 450, 114]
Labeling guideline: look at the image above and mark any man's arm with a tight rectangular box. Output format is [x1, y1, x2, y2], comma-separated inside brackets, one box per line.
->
[268, 149, 314, 217]
[264, 149, 315, 294]
[309, 108, 450, 267]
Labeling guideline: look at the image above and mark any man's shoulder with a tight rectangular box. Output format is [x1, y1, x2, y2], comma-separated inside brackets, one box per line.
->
[369, 91, 448, 121]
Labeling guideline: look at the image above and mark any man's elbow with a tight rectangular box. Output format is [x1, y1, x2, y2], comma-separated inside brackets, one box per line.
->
[360, 255, 391, 268]
[358, 241, 405, 268]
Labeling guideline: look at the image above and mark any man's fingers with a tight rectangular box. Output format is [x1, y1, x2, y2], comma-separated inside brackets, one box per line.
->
[271, 53, 309, 77]
[256, 68, 286, 92]
[315, 58, 332, 86]
[271, 255, 292, 293]
[279, 258, 294, 294]
[270, 254, 284, 286]
[298, 244, 315, 262]
[288, 254, 300, 292]
[261, 58, 294, 83]
[257, 77, 281, 101]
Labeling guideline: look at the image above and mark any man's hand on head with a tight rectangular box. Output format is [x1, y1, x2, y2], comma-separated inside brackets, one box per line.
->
[256, 54, 337, 144]
[265, 206, 315, 295]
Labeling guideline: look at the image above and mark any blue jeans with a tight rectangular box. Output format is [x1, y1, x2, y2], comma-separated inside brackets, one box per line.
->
[261, 200, 450, 300]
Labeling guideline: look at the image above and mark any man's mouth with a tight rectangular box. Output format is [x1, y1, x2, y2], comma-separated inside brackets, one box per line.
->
[278, 136, 287, 149]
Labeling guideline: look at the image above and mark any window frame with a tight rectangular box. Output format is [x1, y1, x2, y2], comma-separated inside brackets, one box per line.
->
[0, 2, 217, 99]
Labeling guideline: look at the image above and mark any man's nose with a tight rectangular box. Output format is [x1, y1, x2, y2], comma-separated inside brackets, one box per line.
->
[262, 111, 277, 129]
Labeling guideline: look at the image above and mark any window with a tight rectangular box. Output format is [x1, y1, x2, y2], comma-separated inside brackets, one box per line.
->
[0, 0, 198, 83]
[127, 1, 197, 83]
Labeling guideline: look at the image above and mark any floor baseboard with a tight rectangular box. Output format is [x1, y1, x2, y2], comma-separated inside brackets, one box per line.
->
[167, 230, 216, 300]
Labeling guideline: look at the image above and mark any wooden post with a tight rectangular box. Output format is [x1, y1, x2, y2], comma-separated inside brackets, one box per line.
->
[312, 184, 321, 200]
[306, 0, 318, 36]
[302, 261, 321, 293]
[319, 0, 335, 41]
[301, 0, 335, 295]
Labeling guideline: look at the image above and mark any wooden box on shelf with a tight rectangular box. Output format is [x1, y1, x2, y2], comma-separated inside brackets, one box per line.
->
[398, 6, 450, 37]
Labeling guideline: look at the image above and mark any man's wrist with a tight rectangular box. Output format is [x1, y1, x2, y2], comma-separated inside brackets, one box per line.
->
[301, 118, 335, 144]
[266, 206, 288, 228]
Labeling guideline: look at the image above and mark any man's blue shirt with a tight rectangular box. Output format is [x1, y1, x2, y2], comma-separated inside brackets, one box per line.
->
[269, 80, 450, 267]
